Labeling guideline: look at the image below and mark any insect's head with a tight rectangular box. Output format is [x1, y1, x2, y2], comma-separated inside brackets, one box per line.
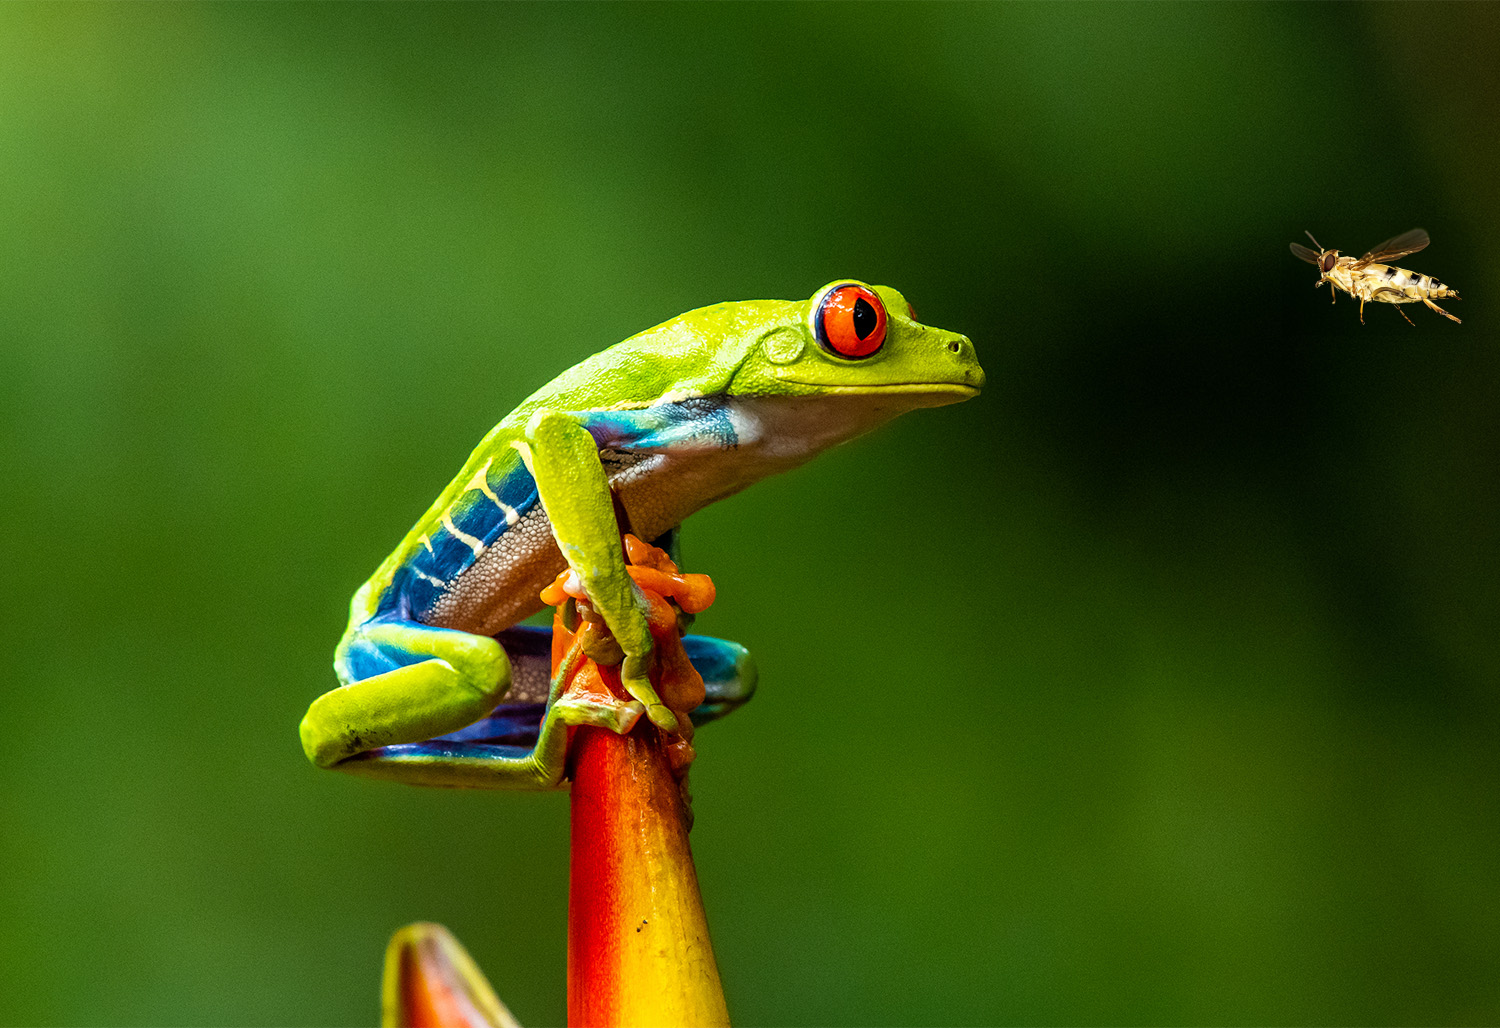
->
[1291, 230, 1339, 285]
[1307, 231, 1339, 276]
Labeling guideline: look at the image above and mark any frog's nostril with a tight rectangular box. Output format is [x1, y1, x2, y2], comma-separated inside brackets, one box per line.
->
[948, 340, 962, 354]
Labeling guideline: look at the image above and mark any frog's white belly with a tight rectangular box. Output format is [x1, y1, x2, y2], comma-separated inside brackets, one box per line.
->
[611, 394, 879, 539]
[425, 393, 901, 636]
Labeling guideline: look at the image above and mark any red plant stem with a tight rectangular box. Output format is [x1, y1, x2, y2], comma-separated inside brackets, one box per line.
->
[568, 721, 729, 1028]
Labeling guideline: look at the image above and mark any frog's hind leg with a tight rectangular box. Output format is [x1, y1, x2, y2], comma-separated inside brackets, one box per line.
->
[682, 634, 758, 726]
[337, 701, 635, 790]
[334, 687, 574, 790]
[302, 619, 513, 769]
[483, 626, 756, 728]
[320, 627, 645, 789]
[1423, 296, 1462, 323]
[637, 531, 756, 724]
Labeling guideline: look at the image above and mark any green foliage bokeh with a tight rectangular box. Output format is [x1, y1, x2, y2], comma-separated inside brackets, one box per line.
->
[2, 4, 1498, 1025]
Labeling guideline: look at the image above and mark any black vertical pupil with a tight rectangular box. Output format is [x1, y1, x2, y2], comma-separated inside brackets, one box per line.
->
[852, 296, 877, 339]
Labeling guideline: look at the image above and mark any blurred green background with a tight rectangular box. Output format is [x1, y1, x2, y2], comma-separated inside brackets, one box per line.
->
[2, 3, 1498, 1025]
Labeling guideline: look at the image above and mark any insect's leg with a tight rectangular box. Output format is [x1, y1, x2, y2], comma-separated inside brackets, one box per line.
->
[1359, 296, 1366, 324]
[1370, 286, 1419, 326]
[1423, 297, 1462, 324]
[302, 619, 511, 768]
[514, 409, 676, 732]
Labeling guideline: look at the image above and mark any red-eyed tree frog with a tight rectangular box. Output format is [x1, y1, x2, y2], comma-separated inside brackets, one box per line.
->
[300, 281, 983, 788]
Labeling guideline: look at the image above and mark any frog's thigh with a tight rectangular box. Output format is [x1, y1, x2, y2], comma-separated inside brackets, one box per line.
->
[301, 621, 510, 768]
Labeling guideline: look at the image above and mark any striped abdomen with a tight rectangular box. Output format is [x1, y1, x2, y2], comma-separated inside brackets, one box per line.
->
[1363, 263, 1460, 302]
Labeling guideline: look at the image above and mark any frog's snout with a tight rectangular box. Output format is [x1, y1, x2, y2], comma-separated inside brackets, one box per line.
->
[946, 334, 984, 391]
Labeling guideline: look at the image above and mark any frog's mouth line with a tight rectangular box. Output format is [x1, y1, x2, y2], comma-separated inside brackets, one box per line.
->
[783, 382, 981, 397]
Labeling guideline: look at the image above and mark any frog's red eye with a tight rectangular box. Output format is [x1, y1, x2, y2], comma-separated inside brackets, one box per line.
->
[815, 284, 886, 359]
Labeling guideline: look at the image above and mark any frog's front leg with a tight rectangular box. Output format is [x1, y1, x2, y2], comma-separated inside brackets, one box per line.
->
[513, 408, 678, 733]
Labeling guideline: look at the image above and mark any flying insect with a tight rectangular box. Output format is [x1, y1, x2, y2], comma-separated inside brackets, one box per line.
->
[1290, 228, 1461, 325]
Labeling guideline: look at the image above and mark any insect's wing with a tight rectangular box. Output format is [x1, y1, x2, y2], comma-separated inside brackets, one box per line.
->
[1352, 228, 1430, 269]
[1289, 242, 1322, 265]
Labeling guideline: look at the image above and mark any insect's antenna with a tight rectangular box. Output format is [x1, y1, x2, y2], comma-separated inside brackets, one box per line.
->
[1304, 229, 1324, 251]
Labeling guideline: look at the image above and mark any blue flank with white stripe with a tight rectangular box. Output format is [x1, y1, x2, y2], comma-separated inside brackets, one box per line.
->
[375, 397, 736, 626]
[377, 450, 541, 621]
[339, 398, 745, 703]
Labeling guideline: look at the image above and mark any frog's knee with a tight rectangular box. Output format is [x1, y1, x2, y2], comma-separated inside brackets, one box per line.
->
[727, 643, 757, 701]
[452, 633, 510, 705]
[420, 628, 512, 706]
[359, 621, 511, 704]
[683, 635, 757, 725]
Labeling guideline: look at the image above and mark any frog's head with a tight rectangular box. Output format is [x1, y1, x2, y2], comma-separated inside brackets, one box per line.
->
[727, 281, 983, 418]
